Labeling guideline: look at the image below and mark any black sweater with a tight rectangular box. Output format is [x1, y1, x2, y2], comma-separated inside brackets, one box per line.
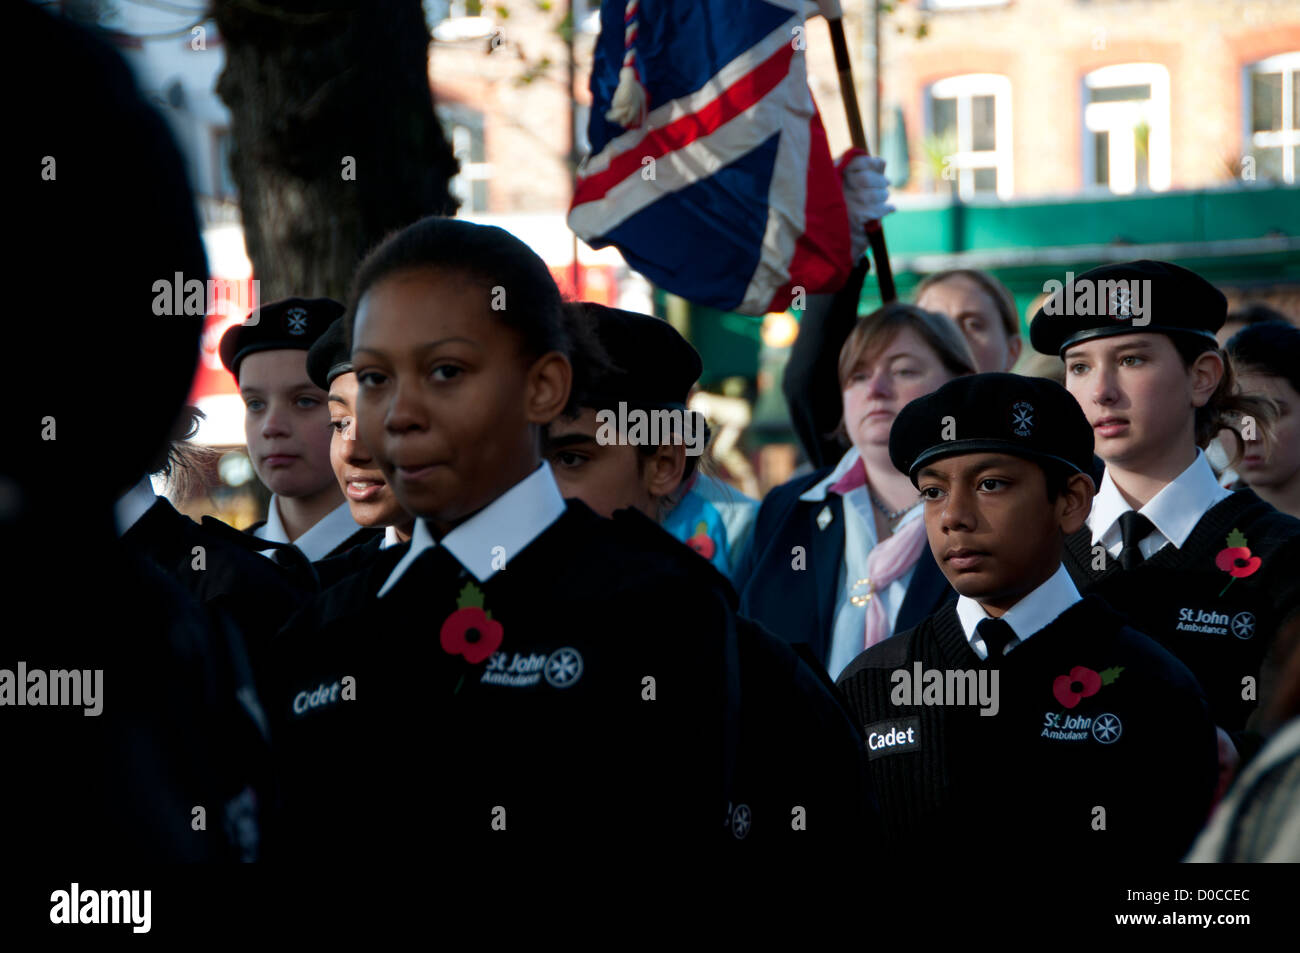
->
[1062, 488, 1300, 741]
[835, 595, 1218, 862]
[269, 500, 874, 856]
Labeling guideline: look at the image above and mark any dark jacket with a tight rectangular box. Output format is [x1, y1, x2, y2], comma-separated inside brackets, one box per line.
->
[734, 467, 956, 670]
[269, 501, 877, 856]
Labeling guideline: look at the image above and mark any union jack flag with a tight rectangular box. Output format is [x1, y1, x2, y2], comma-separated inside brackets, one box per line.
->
[568, 0, 852, 316]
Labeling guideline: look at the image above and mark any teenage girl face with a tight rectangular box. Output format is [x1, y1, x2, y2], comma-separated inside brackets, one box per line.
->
[916, 275, 1021, 374]
[239, 349, 337, 499]
[1234, 368, 1300, 491]
[327, 371, 408, 528]
[544, 407, 684, 519]
[1063, 333, 1220, 473]
[841, 326, 957, 454]
[350, 268, 571, 531]
[917, 453, 1092, 612]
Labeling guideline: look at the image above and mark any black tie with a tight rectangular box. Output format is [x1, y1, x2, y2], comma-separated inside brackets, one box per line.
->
[268, 543, 320, 590]
[1118, 511, 1156, 570]
[976, 617, 1015, 662]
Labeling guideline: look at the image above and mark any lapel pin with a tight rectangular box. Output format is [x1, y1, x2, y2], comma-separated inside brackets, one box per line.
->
[816, 505, 833, 530]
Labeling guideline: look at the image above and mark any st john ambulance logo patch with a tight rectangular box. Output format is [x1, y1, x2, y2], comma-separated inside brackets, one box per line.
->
[1231, 612, 1256, 640]
[730, 803, 751, 840]
[1011, 401, 1034, 437]
[1109, 286, 1133, 318]
[286, 307, 309, 335]
[1091, 712, 1122, 744]
[544, 647, 583, 688]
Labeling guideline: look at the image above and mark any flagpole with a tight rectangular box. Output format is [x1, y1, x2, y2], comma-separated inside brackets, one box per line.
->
[820, 3, 897, 303]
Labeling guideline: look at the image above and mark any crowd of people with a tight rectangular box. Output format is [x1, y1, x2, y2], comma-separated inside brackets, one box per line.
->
[12, 4, 1300, 871]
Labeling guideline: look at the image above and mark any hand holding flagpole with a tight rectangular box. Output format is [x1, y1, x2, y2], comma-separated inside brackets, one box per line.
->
[818, 0, 897, 303]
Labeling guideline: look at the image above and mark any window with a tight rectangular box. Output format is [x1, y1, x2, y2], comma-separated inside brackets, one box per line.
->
[1082, 63, 1170, 194]
[438, 104, 490, 213]
[1245, 52, 1300, 184]
[926, 74, 1013, 199]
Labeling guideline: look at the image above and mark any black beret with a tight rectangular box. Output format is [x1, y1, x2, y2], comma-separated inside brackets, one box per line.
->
[306, 318, 352, 391]
[1029, 259, 1225, 356]
[890, 373, 1095, 485]
[219, 297, 344, 379]
[573, 303, 702, 410]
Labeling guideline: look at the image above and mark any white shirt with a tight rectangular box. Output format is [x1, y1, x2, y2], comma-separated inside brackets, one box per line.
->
[1089, 449, 1231, 561]
[378, 462, 567, 598]
[253, 496, 368, 563]
[800, 447, 925, 680]
[956, 564, 1082, 659]
[382, 525, 403, 550]
[113, 476, 158, 536]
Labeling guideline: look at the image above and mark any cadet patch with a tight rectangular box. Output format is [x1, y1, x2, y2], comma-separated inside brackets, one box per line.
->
[292, 678, 347, 716]
[863, 717, 921, 759]
[286, 306, 309, 335]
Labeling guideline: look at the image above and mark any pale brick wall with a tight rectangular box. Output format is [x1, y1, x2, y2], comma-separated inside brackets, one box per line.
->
[806, 0, 1300, 197]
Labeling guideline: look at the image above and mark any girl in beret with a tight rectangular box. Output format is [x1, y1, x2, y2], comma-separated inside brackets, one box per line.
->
[1035, 261, 1300, 783]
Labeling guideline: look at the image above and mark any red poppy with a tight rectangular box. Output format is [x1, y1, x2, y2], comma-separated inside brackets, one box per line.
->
[1216, 529, 1262, 597]
[1052, 666, 1102, 709]
[687, 520, 717, 561]
[1215, 547, 1261, 579]
[440, 606, 503, 665]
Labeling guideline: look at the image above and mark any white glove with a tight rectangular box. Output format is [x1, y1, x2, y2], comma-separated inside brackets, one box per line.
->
[842, 155, 895, 261]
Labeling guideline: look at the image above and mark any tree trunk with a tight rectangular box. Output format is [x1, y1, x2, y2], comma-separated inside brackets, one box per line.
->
[212, 0, 459, 302]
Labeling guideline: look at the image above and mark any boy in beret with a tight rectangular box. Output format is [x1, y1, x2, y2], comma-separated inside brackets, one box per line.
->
[544, 302, 758, 578]
[216, 297, 374, 563]
[1029, 260, 1300, 768]
[836, 373, 1218, 860]
[543, 302, 875, 846]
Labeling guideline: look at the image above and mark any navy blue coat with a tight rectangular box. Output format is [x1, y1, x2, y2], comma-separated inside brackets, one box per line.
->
[735, 467, 957, 670]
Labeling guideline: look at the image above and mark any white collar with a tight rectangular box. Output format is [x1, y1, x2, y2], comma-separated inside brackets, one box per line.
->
[956, 564, 1082, 656]
[114, 476, 158, 536]
[1089, 449, 1230, 549]
[255, 498, 367, 562]
[378, 462, 567, 598]
[799, 447, 862, 503]
[252, 495, 291, 545]
[382, 525, 402, 550]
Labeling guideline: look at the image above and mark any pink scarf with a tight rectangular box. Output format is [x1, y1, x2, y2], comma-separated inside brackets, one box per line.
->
[862, 515, 930, 650]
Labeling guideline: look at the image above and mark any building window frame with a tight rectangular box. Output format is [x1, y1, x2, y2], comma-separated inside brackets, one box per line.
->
[1243, 51, 1300, 185]
[1081, 62, 1171, 195]
[925, 73, 1014, 200]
